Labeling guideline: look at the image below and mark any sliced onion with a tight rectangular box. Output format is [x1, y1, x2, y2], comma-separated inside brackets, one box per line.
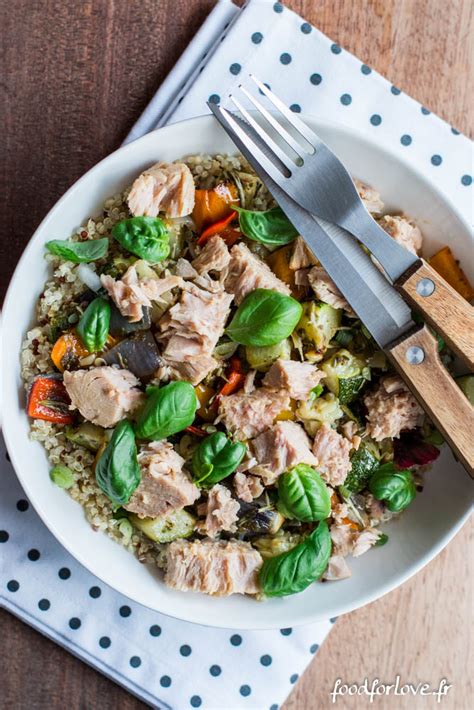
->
[77, 263, 101, 292]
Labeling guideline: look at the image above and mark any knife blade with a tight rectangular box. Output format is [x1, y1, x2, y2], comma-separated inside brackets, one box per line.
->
[209, 103, 414, 348]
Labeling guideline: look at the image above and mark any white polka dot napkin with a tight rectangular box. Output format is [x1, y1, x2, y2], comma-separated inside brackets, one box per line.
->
[2, 1, 472, 709]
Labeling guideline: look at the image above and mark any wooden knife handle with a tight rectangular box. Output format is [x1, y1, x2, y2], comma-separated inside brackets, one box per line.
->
[395, 259, 474, 370]
[388, 325, 474, 477]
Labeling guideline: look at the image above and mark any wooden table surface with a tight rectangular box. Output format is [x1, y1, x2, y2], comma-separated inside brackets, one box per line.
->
[1, 1, 472, 708]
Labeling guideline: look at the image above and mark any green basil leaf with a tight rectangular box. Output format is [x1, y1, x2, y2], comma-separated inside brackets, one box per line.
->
[135, 381, 198, 440]
[76, 297, 111, 352]
[95, 420, 141, 506]
[112, 216, 169, 263]
[45, 238, 109, 263]
[192, 431, 246, 487]
[259, 521, 331, 597]
[236, 206, 298, 247]
[368, 463, 416, 513]
[226, 288, 303, 346]
[278, 464, 331, 522]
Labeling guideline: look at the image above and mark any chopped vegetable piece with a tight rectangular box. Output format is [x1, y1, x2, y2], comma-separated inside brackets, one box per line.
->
[102, 331, 161, 382]
[50, 465, 74, 489]
[245, 339, 292, 372]
[341, 444, 380, 495]
[238, 508, 285, 536]
[108, 303, 151, 337]
[51, 331, 89, 372]
[429, 246, 474, 300]
[185, 425, 207, 437]
[129, 509, 196, 543]
[197, 211, 238, 245]
[194, 384, 216, 421]
[297, 302, 341, 360]
[192, 182, 239, 231]
[27, 375, 73, 425]
[65, 422, 107, 452]
[393, 433, 440, 469]
[322, 349, 370, 404]
[215, 356, 246, 401]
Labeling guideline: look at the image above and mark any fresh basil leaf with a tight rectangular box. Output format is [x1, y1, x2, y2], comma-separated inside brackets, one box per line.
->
[46, 237, 109, 263]
[192, 431, 246, 487]
[226, 288, 303, 346]
[95, 420, 141, 506]
[259, 521, 331, 597]
[277, 464, 331, 522]
[76, 297, 111, 352]
[135, 381, 198, 440]
[375, 533, 389, 547]
[236, 206, 298, 247]
[112, 216, 169, 263]
[368, 462, 416, 513]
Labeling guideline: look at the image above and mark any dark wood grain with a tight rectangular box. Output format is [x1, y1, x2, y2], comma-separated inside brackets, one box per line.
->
[1, 1, 472, 708]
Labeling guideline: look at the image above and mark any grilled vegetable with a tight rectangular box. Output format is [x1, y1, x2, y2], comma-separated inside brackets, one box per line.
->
[192, 432, 246, 487]
[245, 339, 292, 372]
[297, 302, 341, 359]
[65, 422, 107, 452]
[429, 245, 474, 300]
[129, 509, 196, 543]
[102, 331, 161, 381]
[297, 392, 343, 427]
[339, 444, 379, 496]
[51, 331, 89, 372]
[368, 463, 416, 513]
[237, 507, 285, 536]
[194, 384, 216, 421]
[45, 237, 109, 263]
[95, 420, 141, 506]
[135, 381, 198, 440]
[267, 244, 306, 298]
[215, 356, 246, 399]
[227, 289, 303, 347]
[109, 303, 151, 336]
[50, 465, 74, 489]
[192, 182, 239, 231]
[253, 531, 303, 559]
[197, 211, 238, 245]
[277, 464, 331, 522]
[322, 349, 371, 404]
[112, 216, 170, 263]
[76, 297, 111, 353]
[27, 375, 73, 425]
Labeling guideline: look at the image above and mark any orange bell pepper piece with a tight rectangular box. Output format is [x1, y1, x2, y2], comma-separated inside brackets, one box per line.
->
[51, 331, 89, 372]
[192, 182, 239, 231]
[429, 246, 474, 300]
[197, 211, 238, 246]
[27, 376, 74, 425]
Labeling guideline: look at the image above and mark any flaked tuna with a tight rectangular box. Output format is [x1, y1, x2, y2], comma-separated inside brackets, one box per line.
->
[224, 242, 291, 304]
[379, 215, 422, 254]
[63, 366, 144, 428]
[251, 420, 317, 485]
[233, 472, 264, 503]
[289, 236, 318, 270]
[308, 266, 353, 314]
[192, 235, 230, 276]
[128, 161, 195, 218]
[101, 265, 181, 322]
[165, 539, 263, 595]
[364, 375, 424, 441]
[218, 388, 290, 441]
[312, 424, 352, 486]
[323, 554, 352, 581]
[125, 441, 199, 518]
[354, 179, 384, 216]
[204, 484, 240, 537]
[263, 359, 324, 400]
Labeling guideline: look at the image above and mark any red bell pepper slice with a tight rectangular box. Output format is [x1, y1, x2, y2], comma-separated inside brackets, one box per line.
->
[27, 375, 74, 425]
[197, 211, 238, 246]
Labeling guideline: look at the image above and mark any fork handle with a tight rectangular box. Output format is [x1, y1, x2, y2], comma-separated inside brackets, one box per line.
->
[395, 259, 474, 370]
[388, 325, 474, 477]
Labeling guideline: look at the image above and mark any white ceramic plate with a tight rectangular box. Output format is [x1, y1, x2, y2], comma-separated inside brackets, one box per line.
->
[2, 115, 472, 629]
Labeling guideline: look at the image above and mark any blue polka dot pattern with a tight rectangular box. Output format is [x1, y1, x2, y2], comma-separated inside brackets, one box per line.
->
[38, 599, 51, 611]
[329, 616, 338, 623]
[89, 586, 101, 598]
[119, 605, 131, 617]
[230, 634, 242, 646]
[280, 52, 292, 65]
[270, 705, 279, 710]
[210, 664, 222, 676]
[340, 94, 352, 106]
[130, 656, 141, 668]
[461, 175, 472, 186]
[301, 22, 312, 34]
[16, 499, 29, 512]
[27, 548, 40, 561]
[280, 628, 292, 636]
[310, 643, 319, 654]
[290, 673, 299, 684]
[431, 155, 442, 166]
[421, 106, 431, 115]
[7, 579, 19, 592]
[290, 104, 301, 113]
[251, 32, 263, 44]
[240, 685, 251, 697]
[391, 86, 401, 95]
[260, 654, 272, 666]
[160, 675, 172, 688]
[190, 696, 202, 707]
[58, 567, 71, 580]
[229, 63, 241, 75]
[0, 530, 9, 543]
[149, 624, 161, 637]
[331, 43, 341, 54]
[99, 636, 111, 649]
[400, 134, 412, 146]
[180, 644, 192, 657]
[451, 127, 460, 135]
[69, 617, 81, 629]
[273, 2, 283, 12]
[361, 64, 372, 75]
[208, 94, 220, 104]
[310, 73, 322, 85]
[370, 114, 382, 126]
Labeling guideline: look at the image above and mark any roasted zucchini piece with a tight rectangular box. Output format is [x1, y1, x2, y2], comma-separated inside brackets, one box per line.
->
[252, 531, 303, 559]
[339, 444, 380, 496]
[245, 339, 292, 371]
[129, 509, 196, 543]
[238, 507, 285, 536]
[322, 349, 371, 404]
[297, 392, 343, 427]
[297, 302, 341, 360]
[65, 422, 107, 452]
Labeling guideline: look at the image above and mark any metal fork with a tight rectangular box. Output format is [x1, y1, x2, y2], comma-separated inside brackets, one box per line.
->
[208, 76, 474, 370]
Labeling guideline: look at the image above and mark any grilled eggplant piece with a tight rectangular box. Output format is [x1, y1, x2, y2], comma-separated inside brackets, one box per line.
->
[109, 304, 151, 336]
[237, 506, 285, 536]
[103, 331, 161, 381]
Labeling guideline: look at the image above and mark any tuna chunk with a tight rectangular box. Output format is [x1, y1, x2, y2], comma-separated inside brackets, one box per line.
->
[364, 375, 424, 441]
[165, 539, 263, 596]
[63, 366, 144, 428]
[128, 161, 195, 218]
[125, 441, 199, 518]
[233, 472, 264, 503]
[225, 243, 291, 304]
[352, 528, 382, 557]
[192, 235, 230, 276]
[308, 266, 353, 314]
[289, 236, 318, 270]
[379, 215, 422, 255]
[204, 484, 240, 537]
[312, 424, 352, 486]
[251, 420, 318, 485]
[263, 359, 324, 400]
[323, 554, 352, 581]
[218, 388, 290, 441]
[159, 281, 233, 384]
[354, 179, 384, 216]
[101, 265, 181, 322]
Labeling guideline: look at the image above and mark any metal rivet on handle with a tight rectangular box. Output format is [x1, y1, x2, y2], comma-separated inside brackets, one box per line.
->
[416, 278, 435, 297]
[406, 346, 425, 364]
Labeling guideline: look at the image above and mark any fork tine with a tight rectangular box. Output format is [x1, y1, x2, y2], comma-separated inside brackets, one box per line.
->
[229, 94, 293, 174]
[206, 101, 288, 184]
[237, 84, 308, 158]
[249, 74, 319, 147]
